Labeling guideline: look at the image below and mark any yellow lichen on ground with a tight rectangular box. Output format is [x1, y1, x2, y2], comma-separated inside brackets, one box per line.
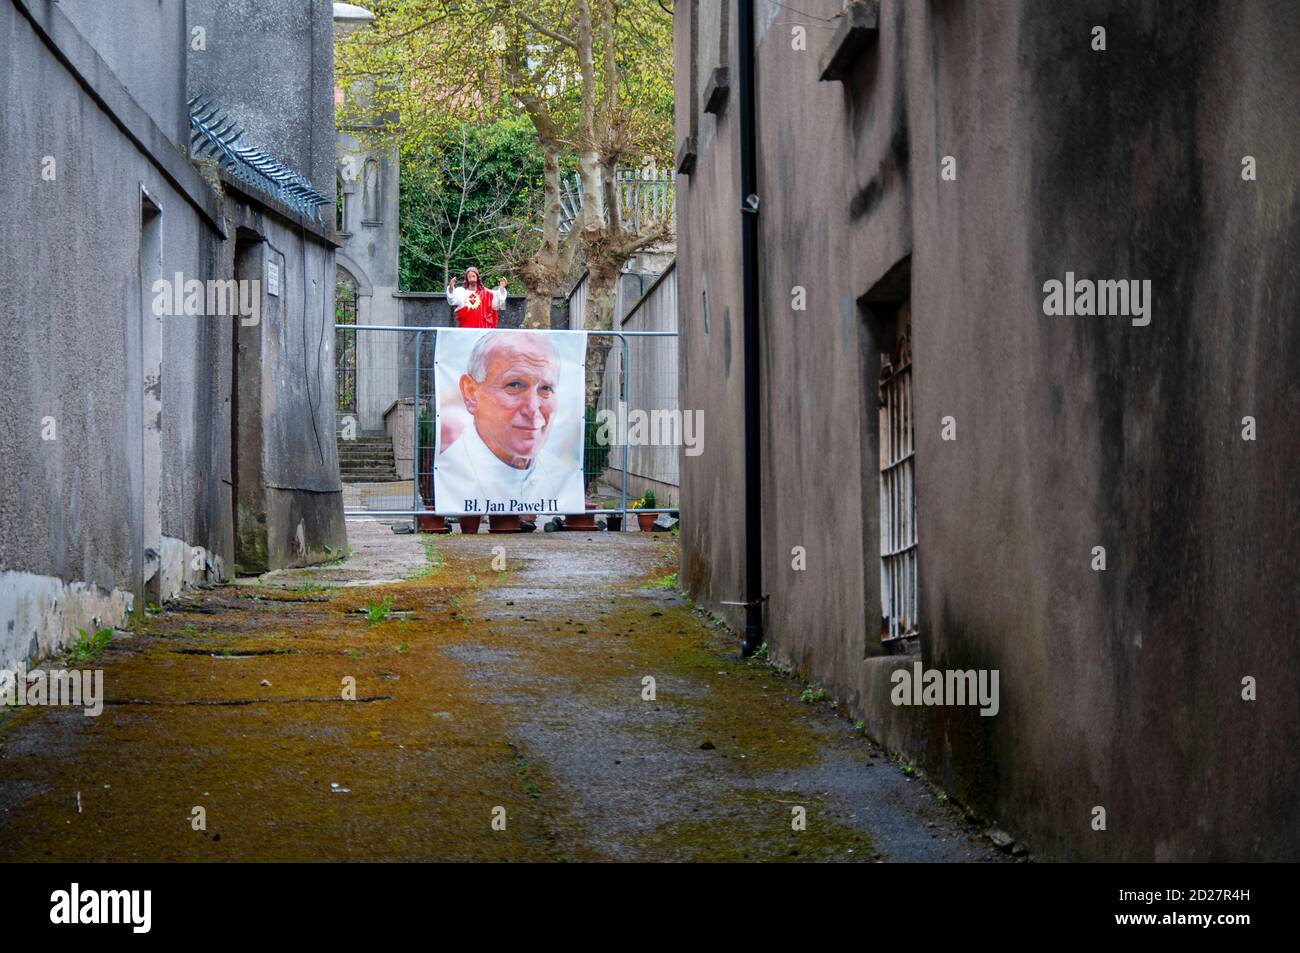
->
[0, 530, 904, 862]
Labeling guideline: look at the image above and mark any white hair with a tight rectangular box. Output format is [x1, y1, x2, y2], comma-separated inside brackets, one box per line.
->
[465, 331, 560, 382]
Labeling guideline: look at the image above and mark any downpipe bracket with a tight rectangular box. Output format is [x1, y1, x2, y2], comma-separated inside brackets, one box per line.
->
[720, 595, 768, 607]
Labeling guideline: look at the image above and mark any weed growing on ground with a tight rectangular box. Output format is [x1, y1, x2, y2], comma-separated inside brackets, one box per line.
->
[741, 641, 795, 678]
[365, 596, 394, 624]
[800, 683, 828, 704]
[322, 545, 354, 565]
[68, 627, 113, 662]
[407, 539, 445, 580]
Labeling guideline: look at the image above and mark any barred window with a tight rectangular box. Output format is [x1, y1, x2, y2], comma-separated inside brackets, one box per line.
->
[335, 268, 358, 413]
[878, 305, 917, 641]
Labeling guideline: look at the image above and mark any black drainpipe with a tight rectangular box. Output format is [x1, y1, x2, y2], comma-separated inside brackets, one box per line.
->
[737, 0, 764, 657]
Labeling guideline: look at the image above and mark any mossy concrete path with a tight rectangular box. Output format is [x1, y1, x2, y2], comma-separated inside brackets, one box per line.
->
[0, 522, 1002, 862]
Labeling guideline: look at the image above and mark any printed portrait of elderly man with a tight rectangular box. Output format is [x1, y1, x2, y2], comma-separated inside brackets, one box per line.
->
[434, 330, 586, 513]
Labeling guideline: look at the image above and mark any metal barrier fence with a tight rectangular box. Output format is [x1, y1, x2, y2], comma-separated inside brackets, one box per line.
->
[334, 325, 679, 521]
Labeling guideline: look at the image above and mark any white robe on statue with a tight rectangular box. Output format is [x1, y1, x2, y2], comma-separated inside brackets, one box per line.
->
[434, 420, 584, 515]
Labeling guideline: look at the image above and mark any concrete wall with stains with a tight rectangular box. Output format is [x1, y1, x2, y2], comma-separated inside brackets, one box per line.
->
[223, 184, 347, 574]
[58, 0, 191, 146]
[187, 0, 336, 196]
[675, 0, 1299, 860]
[0, 0, 345, 667]
[0, 0, 230, 666]
[673, 0, 750, 625]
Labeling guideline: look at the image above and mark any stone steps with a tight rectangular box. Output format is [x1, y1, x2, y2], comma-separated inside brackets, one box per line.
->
[337, 448, 396, 459]
[341, 471, 402, 483]
[337, 433, 399, 482]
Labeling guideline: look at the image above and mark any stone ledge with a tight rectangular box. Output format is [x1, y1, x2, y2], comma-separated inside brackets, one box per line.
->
[704, 66, 730, 116]
[675, 136, 697, 175]
[819, 1, 881, 83]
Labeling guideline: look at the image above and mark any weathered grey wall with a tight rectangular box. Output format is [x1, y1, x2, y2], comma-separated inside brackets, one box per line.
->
[336, 141, 400, 291]
[253, 203, 346, 568]
[223, 186, 347, 572]
[1, 0, 230, 666]
[676, 0, 1300, 860]
[58, 0, 189, 145]
[675, 0, 749, 624]
[183, 0, 345, 571]
[2, 0, 346, 666]
[187, 0, 336, 194]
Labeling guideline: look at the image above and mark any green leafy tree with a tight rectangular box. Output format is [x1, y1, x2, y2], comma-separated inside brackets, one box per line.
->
[398, 119, 551, 292]
[336, 0, 676, 342]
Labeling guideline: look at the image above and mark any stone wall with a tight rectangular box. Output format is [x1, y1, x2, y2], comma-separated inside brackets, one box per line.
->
[674, 0, 1300, 860]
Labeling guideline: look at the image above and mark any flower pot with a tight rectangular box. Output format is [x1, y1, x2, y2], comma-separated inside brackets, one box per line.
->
[416, 514, 448, 533]
[605, 513, 623, 532]
[636, 512, 657, 532]
[564, 503, 599, 531]
[489, 514, 522, 533]
[459, 515, 482, 535]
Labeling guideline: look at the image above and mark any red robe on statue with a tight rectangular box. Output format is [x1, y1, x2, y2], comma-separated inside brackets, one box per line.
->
[450, 286, 501, 328]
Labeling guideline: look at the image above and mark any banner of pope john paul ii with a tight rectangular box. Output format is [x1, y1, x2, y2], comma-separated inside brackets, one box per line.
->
[433, 328, 588, 516]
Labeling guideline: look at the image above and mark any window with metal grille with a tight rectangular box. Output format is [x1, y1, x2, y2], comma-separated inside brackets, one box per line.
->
[878, 306, 917, 641]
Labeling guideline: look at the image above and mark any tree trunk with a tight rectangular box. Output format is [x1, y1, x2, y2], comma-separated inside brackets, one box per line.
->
[518, 140, 573, 329]
[522, 292, 552, 329]
[582, 258, 620, 408]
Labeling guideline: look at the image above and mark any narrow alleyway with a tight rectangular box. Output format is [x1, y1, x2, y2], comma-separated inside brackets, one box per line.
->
[0, 524, 1003, 862]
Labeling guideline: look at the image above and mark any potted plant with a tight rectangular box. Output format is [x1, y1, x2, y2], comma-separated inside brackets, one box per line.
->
[416, 513, 448, 533]
[459, 514, 482, 534]
[632, 489, 658, 531]
[489, 514, 522, 533]
[603, 501, 623, 532]
[564, 503, 599, 531]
